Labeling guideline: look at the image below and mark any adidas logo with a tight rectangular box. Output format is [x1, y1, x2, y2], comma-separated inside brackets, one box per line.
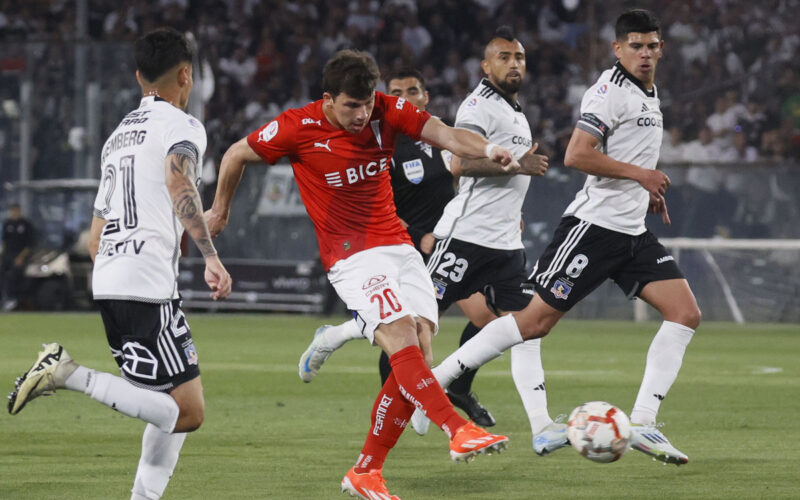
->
[654, 393, 665, 401]
[458, 360, 469, 372]
[533, 382, 546, 391]
[642, 103, 649, 112]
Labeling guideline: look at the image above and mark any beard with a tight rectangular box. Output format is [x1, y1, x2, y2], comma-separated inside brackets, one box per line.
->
[496, 76, 521, 94]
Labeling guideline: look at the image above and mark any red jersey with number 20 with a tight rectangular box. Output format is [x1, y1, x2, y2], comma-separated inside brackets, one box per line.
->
[247, 92, 431, 271]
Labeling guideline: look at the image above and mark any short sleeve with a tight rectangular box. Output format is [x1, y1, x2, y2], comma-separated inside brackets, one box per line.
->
[576, 83, 623, 141]
[164, 114, 207, 162]
[380, 93, 431, 141]
[247, 111, 298, 164]
[454, 96, 491, 138]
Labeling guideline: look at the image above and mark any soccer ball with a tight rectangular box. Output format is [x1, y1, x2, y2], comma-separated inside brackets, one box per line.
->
[567, 401, 632, 463]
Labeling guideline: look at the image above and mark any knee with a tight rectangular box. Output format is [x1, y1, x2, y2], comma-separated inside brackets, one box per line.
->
[176, 403, 204, 433]
[668, 305, 701, 330]
[515, 315, 552, 340]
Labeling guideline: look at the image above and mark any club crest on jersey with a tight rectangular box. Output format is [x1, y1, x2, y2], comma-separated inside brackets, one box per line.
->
[184, 343, 198, 365]
[363, 275, 387, 289]
[402, 159, 424, 184]
[258, 121, 279, 143]
[433, 279, 447, 299]
[550, 278, 573, 300]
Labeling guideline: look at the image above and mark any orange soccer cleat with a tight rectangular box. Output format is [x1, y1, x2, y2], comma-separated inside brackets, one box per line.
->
[341, 467, 401, 500]
[449, 421, 509, 462]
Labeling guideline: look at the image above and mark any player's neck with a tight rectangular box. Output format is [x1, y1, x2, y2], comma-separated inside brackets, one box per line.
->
[141, 88, 183, 110]
[321, 105, 342, 130]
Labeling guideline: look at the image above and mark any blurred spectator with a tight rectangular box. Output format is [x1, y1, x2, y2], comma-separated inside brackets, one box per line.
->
[682, 127, 726, 237]
[219, 47, 257, 88]
[1, 203, 34, 311]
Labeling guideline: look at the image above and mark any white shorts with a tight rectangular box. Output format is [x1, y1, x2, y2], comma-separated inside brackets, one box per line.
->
[327, 244, 438, 344]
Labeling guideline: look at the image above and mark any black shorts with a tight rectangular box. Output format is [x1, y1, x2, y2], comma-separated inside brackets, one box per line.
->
[427, 237, 532, 314]
[527, 216, 684, 312]
[96, 298, 200, 392]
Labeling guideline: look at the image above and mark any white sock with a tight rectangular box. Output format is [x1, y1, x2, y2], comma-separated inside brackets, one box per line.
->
[65, 368, 179, 433]
[630, 321, 694, 425]
[130, 423, 187, 500]
[511, 339, 553, 435]
[432, 314, 523, 389]
[322, 319, 363, 349]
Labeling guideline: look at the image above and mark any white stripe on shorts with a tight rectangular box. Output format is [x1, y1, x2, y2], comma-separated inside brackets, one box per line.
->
[426, 237, 452, 275]
[536, 220, 591, 288]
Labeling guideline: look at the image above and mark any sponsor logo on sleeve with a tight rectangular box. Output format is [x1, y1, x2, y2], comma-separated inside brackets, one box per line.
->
[301, 118, 322, 126]
[466, 97, 478, 108]
[596, 84, 608, 95]
[258, 120, 279, 143]
[396, 97, 406, 109]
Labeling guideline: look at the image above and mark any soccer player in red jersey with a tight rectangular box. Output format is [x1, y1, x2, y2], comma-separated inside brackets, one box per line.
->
[205, 50, 518, 499]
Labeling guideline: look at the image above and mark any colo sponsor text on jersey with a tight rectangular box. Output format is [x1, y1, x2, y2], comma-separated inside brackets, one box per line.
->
[566, 61, 663, 235]
[433, 78, 533, 250]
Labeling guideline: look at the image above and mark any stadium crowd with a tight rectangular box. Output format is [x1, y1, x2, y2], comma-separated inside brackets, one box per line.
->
[1, 0, 799, 240]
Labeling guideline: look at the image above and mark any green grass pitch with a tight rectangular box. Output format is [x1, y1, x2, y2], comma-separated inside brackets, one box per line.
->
[1, 313, 798, 499]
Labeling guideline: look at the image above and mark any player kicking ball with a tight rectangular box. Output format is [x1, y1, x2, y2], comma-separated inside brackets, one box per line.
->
[205, 50, 514, 499]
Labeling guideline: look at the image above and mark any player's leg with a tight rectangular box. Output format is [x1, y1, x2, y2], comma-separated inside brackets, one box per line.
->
[447, 293, 497, 426]
[130, 378, 203, 500]
[614, 233, 700, 465]
[298, 318, 364, 382]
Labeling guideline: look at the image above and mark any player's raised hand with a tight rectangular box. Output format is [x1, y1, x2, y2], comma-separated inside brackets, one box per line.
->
[203, 208, 228, 237]
[648, 192, 671, 225]
[637, 169, 671, 197]
[488, 144, 520, 173]
[204, 255, 232, 300]
[518, 143, 549, 176]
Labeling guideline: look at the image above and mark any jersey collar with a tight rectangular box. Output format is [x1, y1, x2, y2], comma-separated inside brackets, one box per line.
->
[480, 78, 522, 112]
[613, 61, 656, 98]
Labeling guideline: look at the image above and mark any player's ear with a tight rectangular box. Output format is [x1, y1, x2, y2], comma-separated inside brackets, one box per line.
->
[480, 59, 490, 76]
[135, 70, 143, 88]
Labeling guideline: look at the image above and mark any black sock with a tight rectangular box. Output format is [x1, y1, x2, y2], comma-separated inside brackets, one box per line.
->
[448, 322, 481, 395]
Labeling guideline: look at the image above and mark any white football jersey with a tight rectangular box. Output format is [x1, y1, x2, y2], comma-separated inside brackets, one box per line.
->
[564, 62, 663, 235]
[92, 96, 207, 302]
[433, 79, 533, 250]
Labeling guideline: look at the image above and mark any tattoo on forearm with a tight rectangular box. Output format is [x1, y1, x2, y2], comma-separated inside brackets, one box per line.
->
[167, 150, 217, 258]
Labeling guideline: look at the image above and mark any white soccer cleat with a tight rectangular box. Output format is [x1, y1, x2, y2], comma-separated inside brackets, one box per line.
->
[298, 325, 335, 383]
[410, 408, 430, 436]
[630, 424, 689, 465]
[533, 418, 569, 456]
[8, 343, 78, 415]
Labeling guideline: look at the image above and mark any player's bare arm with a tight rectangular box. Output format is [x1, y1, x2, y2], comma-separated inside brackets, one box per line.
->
[166, 143, 232, 300]
[419, 116, 520, 170]
[205, 137, 262, 237]
[564, 127, 670, 196]
[454, 143, 548, 177]
[87, 216, 106, 263]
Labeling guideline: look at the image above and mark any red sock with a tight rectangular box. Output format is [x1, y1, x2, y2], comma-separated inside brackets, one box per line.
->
[390, 345, 468, 439]
[354, 372, 414, 473]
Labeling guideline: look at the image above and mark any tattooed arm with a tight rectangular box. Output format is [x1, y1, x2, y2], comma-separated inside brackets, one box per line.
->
[166, 141, 232, 300]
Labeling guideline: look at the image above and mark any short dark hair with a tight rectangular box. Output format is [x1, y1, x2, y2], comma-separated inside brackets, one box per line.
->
[322, 50, 380, 100]
[134, 28, 194, 82]
[615, 9, 661, 40]
[493, 25, 516, 42]
[387, 68, 426, 90]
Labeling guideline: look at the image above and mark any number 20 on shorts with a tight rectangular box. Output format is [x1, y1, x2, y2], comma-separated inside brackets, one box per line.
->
[370, 288, 403, 320]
